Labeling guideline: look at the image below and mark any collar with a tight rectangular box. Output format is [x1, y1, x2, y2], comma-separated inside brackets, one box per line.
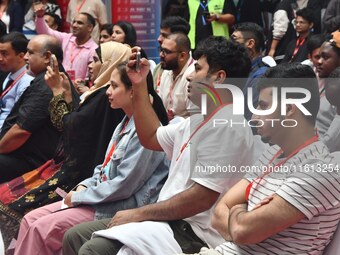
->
[9, 65, 27, 80]
[120, 115, 134, 135]
[69, 36, 95, 48]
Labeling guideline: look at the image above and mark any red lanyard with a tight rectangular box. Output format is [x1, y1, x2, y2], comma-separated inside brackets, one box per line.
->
[245, 134, 319, 201]
[69, 43, 84, 68]
[0, 70, 27, 100]
[76, 0, 86, 12]
[176, 103, 231, 161]
[290, 37, 305, 61]
[101, 119, 129, 169]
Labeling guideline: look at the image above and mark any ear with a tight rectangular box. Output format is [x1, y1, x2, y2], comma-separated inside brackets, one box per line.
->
[285, 103, 295, 118]
[213, 70, 226, 84]
[18, 52, 25, 59]
[309, 22, 314, 30]
[44, 50, 52, 65]
[246, 38, 255, 50]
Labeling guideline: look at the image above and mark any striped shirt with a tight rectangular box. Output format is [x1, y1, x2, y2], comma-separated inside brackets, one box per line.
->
[217, 141, 340, 255]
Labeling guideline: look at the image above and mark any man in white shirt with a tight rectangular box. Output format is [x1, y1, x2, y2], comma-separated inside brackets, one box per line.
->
[157, 33, 197, 120]
[0, 32, 33, 130]
[62, 36, 263, 255]
[184, 63, 340, 255]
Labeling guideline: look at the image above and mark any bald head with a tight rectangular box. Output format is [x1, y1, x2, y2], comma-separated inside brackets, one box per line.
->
[25, 35, 63, 76]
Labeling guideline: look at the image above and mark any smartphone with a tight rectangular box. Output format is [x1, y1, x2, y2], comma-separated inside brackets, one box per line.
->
[50, 54, 55, 69]
[55, 187, 67, 198]
[203, 11, 211, 19]
[135, 51, 141, 72]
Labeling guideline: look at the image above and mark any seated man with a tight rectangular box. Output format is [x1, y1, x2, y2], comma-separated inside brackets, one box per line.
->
[184, 63, 340, 255]
[62, 37, 262, 255]
[0, 32, 33, 130]
[0, 35, 63, 183]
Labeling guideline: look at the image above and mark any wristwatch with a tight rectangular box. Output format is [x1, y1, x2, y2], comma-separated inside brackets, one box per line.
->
[215, 14, 220, 21]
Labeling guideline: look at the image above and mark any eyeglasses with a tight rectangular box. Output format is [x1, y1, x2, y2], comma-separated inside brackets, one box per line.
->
[158, 47, 179, 56]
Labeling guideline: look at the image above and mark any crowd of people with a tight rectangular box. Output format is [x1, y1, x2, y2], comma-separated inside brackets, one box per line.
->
[0, 0, 340, 255]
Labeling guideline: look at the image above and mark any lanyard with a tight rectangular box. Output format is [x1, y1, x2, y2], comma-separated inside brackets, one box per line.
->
[200, 0, 209, 25]
[76, 0, 86, 12]
[101, 118, 129, 169]
[176, 103, 231, 161]
[245, 134, 319, 201]
[290, 37, 305, 62]
[69, 43, 84, 68]
[0, 70, 27, 100]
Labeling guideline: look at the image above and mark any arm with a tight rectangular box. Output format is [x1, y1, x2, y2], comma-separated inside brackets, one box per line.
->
[207, 13, 235, 25]
[127, 50, 163, 151]
[268, 10, 289, 57]
[108, 182, 220, 227]
[0, 124, 31, 153]
[211, 179, 250, 240]
[323, 0, 340, 33]
[35, 10, 66, 42]
[228, 194, 304, 244]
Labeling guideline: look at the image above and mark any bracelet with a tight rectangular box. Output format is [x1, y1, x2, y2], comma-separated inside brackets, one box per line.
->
[216, 14, 220, 21]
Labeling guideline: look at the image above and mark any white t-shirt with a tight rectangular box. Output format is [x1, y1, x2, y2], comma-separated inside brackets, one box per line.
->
[216, 141, 340, 255]
[157, 104, 259, 248]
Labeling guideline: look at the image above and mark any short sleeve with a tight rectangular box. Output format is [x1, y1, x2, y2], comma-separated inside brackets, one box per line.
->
[17, 81, 52, 132]
[276, 166, 340, 220]
[156, 122, 180, 159]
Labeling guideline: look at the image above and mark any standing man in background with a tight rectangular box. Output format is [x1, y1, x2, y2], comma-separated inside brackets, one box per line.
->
[67, 0, 108, 43]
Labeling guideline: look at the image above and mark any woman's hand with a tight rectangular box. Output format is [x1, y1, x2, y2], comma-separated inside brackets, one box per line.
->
[45, 54, 73, 103]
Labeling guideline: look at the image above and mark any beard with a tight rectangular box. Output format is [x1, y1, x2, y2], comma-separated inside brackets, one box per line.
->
[161, 57, 179, 71]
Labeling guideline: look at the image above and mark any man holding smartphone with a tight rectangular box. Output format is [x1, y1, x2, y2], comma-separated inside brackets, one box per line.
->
[185, 0, 236, 50]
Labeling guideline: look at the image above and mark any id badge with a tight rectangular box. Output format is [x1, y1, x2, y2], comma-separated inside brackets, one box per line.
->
[67, 70, 76, 81]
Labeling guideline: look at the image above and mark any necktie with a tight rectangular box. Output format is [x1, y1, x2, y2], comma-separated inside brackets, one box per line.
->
[3, 78, 13, 92]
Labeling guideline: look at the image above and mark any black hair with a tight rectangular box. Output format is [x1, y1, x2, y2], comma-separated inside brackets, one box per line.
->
[44, 12, 62, 31]
[80, 12, 96, 28]
[114, 21, 137, 47]
[167, 33, 191, 53]
[306, 34, 325, 55]
[257, 63, 319, 125]
[233, 22, 265, 52]
[100, 23, 114, 36]
[0, 32, 28, 55]
[160, 16, 190, 35]
[194, 36, 251, 80]
[115, 62, 169, 126]
[296, 8, 314, 24]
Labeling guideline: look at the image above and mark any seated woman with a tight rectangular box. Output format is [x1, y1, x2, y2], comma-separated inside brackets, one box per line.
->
[13, 62, 170, 255]
[0, 42, 129, 248]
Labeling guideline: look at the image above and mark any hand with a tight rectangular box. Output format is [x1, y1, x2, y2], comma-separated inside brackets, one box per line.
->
[77, 84, 90, 95]
[251, 195, 274, 211]
[45, 54, 63, 95]
[64, 191, 75, 207]
[33, 1, 45, 18]
[107, 209, 142, 228]
[268, 49, 276, 58]
[126, 47, 150, 86]
[206, 13, 219, 22]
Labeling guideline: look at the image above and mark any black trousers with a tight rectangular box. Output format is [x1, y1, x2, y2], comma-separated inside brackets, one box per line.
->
[62, 219, 207, 255]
